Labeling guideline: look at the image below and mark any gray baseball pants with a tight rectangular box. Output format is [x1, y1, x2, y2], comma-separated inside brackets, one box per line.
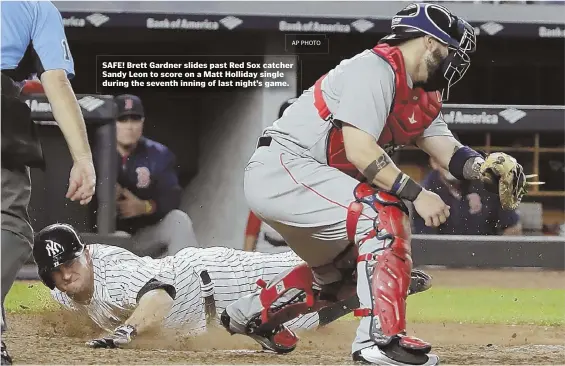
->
[1, 166, 34, 331]
[225, 141, 392, 353]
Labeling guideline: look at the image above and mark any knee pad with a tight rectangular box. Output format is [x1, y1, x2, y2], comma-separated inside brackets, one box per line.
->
[346, 183, 410, 244]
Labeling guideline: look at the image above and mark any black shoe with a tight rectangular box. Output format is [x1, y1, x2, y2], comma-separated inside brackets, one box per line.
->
[1, 341, 12, 365]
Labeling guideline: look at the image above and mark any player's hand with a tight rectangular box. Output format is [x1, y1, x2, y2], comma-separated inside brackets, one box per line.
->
[413, 190, 450, 227]
[116, 183, 124, 201]
[86, 324, 137, 349]
[66, 158, 96, 205]
[117, 189, 146, 218]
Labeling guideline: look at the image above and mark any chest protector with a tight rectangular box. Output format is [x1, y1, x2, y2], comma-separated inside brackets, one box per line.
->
[314, 44, 442, 180]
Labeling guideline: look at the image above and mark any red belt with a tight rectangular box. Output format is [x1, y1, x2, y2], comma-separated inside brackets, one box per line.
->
[313, 74, 332, 121]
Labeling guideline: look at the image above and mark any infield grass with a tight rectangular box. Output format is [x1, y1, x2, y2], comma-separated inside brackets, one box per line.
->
[5, 281, 565, 326]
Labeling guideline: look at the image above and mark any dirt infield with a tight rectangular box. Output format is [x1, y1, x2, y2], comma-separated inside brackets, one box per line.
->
[4, 269, 565, 365]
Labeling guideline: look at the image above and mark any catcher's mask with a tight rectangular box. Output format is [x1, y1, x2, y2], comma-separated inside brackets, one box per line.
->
[33, 223, 86, 290]
[379, 3, 476, 101]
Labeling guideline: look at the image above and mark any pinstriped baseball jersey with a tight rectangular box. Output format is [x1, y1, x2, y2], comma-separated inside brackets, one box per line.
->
[51, 244, 320, 334]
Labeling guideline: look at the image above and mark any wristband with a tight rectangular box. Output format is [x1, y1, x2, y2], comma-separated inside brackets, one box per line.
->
[144, 200, 154, 214]
[392, 173, 423, 202]
[449, 146, 483, 180]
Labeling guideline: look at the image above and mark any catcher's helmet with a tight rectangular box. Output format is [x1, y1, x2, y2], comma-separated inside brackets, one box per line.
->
[380, 3, 476, 100]
[33, 224, 85, 290]
[279, 97, 298, 119]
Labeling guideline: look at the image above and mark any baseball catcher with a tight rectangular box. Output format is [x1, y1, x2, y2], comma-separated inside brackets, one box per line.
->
[220, 3, 537, 365]
[32, 223, 431, 349]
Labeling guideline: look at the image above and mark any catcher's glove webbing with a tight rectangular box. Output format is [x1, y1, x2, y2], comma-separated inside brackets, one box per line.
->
[479, 152, 543, 210]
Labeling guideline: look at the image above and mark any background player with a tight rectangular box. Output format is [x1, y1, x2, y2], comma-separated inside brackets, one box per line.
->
[113, 94, 197, 257]
[32, 223, 432, 350]
[1, 1, 96, 363]
[221, 3, 533, 366]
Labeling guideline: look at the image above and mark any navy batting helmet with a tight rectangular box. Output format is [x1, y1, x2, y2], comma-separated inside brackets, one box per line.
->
[380, 3, 476, 100]
[33, 224, 85, 290]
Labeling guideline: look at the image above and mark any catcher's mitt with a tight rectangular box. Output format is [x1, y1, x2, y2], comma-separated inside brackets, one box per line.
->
[479, 152, 543, 210]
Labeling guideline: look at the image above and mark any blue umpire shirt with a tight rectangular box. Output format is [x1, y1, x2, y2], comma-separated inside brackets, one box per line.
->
[1, 1, 74, 79]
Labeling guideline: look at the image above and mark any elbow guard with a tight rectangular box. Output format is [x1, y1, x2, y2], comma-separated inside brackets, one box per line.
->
[448, 146, 484, 180]
[136, 278, 177, 303]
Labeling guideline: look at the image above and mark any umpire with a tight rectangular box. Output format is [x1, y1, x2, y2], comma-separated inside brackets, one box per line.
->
[1, 1, 96, 364]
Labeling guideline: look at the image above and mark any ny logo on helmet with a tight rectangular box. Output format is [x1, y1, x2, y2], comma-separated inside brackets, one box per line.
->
[45, 240, 64, 257]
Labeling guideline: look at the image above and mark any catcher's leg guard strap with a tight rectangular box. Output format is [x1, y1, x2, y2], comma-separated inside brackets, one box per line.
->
[346, 201, 363, 243]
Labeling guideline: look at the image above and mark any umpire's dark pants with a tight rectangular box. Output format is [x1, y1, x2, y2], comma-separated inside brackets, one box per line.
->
[1, 165, 33, 331]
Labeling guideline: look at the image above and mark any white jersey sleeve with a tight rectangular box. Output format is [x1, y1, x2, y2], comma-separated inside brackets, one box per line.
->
[162, 264, 206, 334]
[103, 255, 176, 308]
[98, 246, 208, 335]
[83, 244, 204, 333]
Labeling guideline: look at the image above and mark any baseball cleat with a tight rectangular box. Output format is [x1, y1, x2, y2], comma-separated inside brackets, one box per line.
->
[221, 309, 298, 354]
[409, 269, 432, 295]
[353, 337, 439, 365]
[1, 341, 12, 365]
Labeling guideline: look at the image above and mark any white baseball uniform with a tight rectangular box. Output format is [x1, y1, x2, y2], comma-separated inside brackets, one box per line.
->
[51, 244, 319, 334]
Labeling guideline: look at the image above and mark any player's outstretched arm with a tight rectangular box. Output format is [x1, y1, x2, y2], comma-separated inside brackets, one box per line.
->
[342, 124, 450, 227]
[41, 70, 92, 164]
[41, 70, 96, 205]
[124, 288, 174, 333]
[32, 1, 96, 205]
[85, 289, 173, 349]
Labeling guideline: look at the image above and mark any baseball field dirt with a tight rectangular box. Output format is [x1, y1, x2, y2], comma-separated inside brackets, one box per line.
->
[5, 269, 565, 365]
